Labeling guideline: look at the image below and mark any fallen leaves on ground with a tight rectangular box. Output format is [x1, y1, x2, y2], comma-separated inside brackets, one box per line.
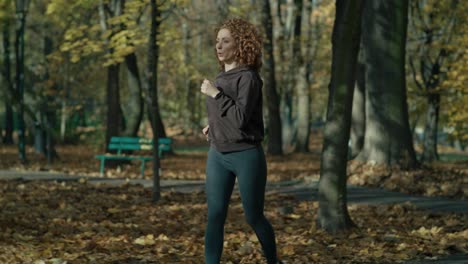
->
[0, 144, 321, 183]
[0, 132, 466, 200]
[0, 180, 467, 264]
[348, 161, 468, 199]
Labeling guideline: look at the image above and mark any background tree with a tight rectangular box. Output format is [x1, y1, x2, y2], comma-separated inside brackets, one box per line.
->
[355, 0, 418, 167]
[99, 0, 125, 150]
[260, 0, 283, 155]
[274, 0, 297, 149]
[216, 0, 231, 19]
[30, 1, 60, 163]
[1, 14, 14, 145]
[294, 0, 314, 153]
[407, 0, 466, 161]
[145, 0, 162, 202]
[317, 0, 363, 233]
[349, 44, 365, 158]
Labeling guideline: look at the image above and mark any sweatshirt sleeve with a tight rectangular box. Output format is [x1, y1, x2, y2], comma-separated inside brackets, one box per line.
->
[214, 72, 260, 129]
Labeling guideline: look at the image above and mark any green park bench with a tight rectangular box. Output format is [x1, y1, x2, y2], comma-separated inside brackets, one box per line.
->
[95, 136, 172, 177]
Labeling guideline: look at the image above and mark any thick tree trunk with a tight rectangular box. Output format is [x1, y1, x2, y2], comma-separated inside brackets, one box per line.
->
[2, 23, 14, 145]
[260, 0, 283, 155]
[350, 45, 365, 158]
[356, 0, 417, 167]
[317, 0, 363, 233]
[122, 53, 143, 137]
[421, 93, 440, 162]
[105, 64, 124, 150]
[99, 0, 125, 150]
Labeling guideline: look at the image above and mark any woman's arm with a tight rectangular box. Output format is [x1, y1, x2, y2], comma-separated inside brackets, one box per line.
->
[214, 72, 260, 129]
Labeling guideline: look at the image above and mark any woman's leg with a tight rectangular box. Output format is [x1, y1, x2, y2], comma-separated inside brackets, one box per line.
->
[205, 148, 236, 264]
[233, 147, 278, 264]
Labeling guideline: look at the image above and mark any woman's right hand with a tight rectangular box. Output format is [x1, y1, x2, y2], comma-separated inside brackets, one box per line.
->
[202, 125, 209, 141]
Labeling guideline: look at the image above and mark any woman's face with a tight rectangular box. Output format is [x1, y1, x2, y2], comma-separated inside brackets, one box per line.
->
[216, 28, 236, 64]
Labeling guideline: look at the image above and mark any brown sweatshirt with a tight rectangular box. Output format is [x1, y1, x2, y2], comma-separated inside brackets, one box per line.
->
[206, 66, 264, 152]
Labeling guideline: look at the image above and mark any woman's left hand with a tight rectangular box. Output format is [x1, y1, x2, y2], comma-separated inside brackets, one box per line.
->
[201, 79, 220, 98]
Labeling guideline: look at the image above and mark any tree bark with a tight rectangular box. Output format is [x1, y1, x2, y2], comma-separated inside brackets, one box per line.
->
[349, 44, 365, 158]
[33, 35, 58, 163]
[105, 64, 124, 150]
[356, 0, 418, 167]
[279, 0, 298, 149]
[99, 0, 125, 150]
[317, 0, 364, 233]
[422, 93, 440, 161]
[122, 53, 143, 137]
[182, 21, 197, 132]
[295, 65, 310, 152]
[2, 22, 14, 145]
[260, 0, 283, 155]
[144, 0, 162, 202]
[295, 0, 313, 153]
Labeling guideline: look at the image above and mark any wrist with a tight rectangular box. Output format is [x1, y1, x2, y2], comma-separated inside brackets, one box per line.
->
[212, 91, 220, 98]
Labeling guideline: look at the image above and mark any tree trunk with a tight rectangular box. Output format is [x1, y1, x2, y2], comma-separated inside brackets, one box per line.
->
[145, 0, 161, 202]
[15, 7, 27, 163]
[183, 21, 197, 132]
[34, 113, 45, 155]
[105, 64, 124, 149]
[356, 0, 418, 167]
[60, 80, 69, 142]
[349, 45, 365, 158]
[44, 36, 59, 163]
[2, 22, 14, 145]
[295, 65, 310, 152]
[295, 0, 313, 153]
[260, 0, 283, 155]
[408, 0, 457, 163]
[99, 0, 125, 150]
[122, 53, 143, 137]
[3, 102, 14, 144]
[281, 93, 295, 148]
[317, 0, 364, 233]
[280, 0, 298, 149]
[421, 93, 440, 162]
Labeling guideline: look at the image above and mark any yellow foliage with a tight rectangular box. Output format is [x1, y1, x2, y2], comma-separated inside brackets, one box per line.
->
[408, 0, 468, 142]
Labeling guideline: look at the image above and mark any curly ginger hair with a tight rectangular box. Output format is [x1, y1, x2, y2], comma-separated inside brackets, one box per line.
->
[215, 18, 263, 72]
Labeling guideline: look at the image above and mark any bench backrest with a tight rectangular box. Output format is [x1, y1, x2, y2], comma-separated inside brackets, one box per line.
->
[109, 137, 172, 154]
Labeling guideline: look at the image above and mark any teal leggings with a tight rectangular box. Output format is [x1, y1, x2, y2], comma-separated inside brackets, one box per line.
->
[205, 146, 278, 264]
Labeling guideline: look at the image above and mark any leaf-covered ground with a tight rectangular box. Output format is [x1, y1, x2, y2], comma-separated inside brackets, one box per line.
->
[0, 180, 466, 264]
[0, 131, 466, 199]
[0, 136, 323, 183]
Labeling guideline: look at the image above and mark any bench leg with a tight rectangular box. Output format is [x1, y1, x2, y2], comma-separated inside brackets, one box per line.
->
[100, 159, 106, 177]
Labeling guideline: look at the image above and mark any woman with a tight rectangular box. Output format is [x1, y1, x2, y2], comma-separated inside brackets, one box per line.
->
[200, 18, 283, 264]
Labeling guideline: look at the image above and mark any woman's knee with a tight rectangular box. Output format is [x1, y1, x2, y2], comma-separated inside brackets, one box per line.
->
[245, 212, 265, 227]
[207, 205, 228, 224]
